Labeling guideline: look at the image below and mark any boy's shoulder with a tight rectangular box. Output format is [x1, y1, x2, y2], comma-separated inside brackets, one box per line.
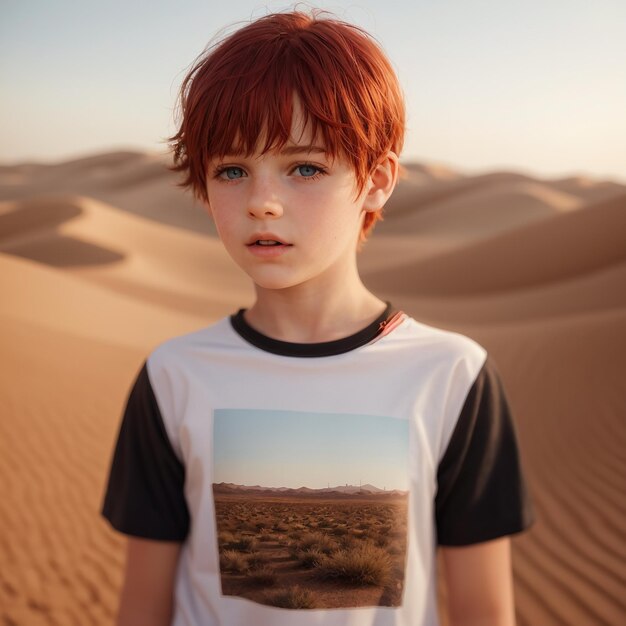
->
[147, 313, 237, 364]
[394, 314, 488, 370]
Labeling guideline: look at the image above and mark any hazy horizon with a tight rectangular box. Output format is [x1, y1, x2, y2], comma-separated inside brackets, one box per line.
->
[1, 1, 625, 181]
[214, 479, 408, 492]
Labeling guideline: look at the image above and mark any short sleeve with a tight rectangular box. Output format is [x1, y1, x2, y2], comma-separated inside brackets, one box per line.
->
[435, 355, 535, 545]
[100, 360, 190, 541]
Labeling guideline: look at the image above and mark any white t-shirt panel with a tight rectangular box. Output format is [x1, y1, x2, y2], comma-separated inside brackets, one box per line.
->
[101, 311, 535, 626]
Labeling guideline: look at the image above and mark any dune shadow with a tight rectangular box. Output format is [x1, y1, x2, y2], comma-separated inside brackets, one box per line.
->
[0, 203, 83, 241]
[3, 235, 124, 267]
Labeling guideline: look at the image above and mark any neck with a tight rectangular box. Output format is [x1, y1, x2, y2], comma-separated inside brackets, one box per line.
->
[244, 282, 386, 344]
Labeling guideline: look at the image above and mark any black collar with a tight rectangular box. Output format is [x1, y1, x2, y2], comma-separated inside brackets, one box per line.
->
[229, 301, 394, 357]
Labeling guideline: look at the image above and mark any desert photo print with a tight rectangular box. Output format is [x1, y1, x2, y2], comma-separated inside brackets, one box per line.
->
[212, 409, 410, 609]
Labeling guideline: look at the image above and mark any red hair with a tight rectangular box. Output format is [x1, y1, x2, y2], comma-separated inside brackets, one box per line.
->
[167, 9, 405, 245]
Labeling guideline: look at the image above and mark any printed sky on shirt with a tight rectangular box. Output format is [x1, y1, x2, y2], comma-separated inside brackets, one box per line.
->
[213, 409, 409, 491]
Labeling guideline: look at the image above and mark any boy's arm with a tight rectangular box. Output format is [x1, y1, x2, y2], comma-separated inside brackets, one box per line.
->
[116, 537, 183, 626]
[439, 536, 516, 626]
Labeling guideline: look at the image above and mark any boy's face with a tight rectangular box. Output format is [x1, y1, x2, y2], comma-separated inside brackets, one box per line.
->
[204, 103, 376, 293]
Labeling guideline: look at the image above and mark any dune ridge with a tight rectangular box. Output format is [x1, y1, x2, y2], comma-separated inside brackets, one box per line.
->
[1, 150, 625, 625]
[366, 191, 626, 296]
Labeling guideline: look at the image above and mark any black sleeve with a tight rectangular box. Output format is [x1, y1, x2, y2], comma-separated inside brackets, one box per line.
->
[100, 361, 190, 541]
[435, 355, 535, 546]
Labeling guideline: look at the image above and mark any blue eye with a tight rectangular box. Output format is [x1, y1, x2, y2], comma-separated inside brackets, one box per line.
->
[297, 164, 319, 177]
[220, 167, 245, 180]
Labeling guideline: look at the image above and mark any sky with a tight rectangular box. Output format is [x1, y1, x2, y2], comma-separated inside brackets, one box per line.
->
[213, 409, 409, 491]
[1, 0, 625, 181]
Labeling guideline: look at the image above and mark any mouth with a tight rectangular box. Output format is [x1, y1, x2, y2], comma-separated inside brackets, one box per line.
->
[246, 236, 293, 258]
[246, 233, 293, 247]
[247, 240, 292, 247]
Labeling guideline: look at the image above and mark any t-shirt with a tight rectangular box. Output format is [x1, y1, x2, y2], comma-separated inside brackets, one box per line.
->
[101, 301, 535, 626]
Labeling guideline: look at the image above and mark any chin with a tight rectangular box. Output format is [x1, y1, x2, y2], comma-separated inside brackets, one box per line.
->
[244, 270, 305, 291]
[251, 278, 300, 291]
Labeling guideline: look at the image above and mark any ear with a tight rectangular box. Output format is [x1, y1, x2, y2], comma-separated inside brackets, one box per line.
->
[361, 151, 399, 213]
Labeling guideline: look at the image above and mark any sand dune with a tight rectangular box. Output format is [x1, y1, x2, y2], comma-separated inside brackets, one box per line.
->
[366, 192, 626, 296]
[0, 252, 209, 349]
[0, 193, 252, 319]
[1, 150, 625, 625]
[384, 177, 582, 237]
[361, 169, 625, 272]
[1, 312, 144, 625]
[458, 306, 626, 626]
[368, 259, 626, 327]
[0, 151, 216, 236]
[383, 167, 623, 221]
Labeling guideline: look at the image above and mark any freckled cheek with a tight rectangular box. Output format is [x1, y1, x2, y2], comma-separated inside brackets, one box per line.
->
[209, 209, 240, 244]
[219, 217, 241, 239]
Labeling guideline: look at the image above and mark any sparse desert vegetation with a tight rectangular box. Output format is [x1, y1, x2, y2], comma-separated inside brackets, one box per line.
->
[213, 485, 408, 608]
[315, 543, 392, 586]
[263, 585, 318, 609]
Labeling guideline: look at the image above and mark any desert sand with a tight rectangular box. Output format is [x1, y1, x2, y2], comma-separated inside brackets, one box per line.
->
[1, 150, 625, 625]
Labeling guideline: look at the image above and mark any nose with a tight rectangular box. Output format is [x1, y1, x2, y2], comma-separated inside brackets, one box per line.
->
[247, 176, 283, 219]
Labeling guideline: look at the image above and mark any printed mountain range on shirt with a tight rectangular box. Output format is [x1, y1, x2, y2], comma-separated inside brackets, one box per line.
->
[213, 482, 408, 497]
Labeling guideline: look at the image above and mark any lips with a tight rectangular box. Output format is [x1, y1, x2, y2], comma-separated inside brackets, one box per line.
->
[246, 232, 292, 246]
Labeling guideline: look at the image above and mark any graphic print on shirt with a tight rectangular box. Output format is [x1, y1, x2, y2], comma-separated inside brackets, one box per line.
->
[212, 409, 409, 610]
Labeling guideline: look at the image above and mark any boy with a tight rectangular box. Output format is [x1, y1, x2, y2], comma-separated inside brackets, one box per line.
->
[101, 9, 535, 626]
